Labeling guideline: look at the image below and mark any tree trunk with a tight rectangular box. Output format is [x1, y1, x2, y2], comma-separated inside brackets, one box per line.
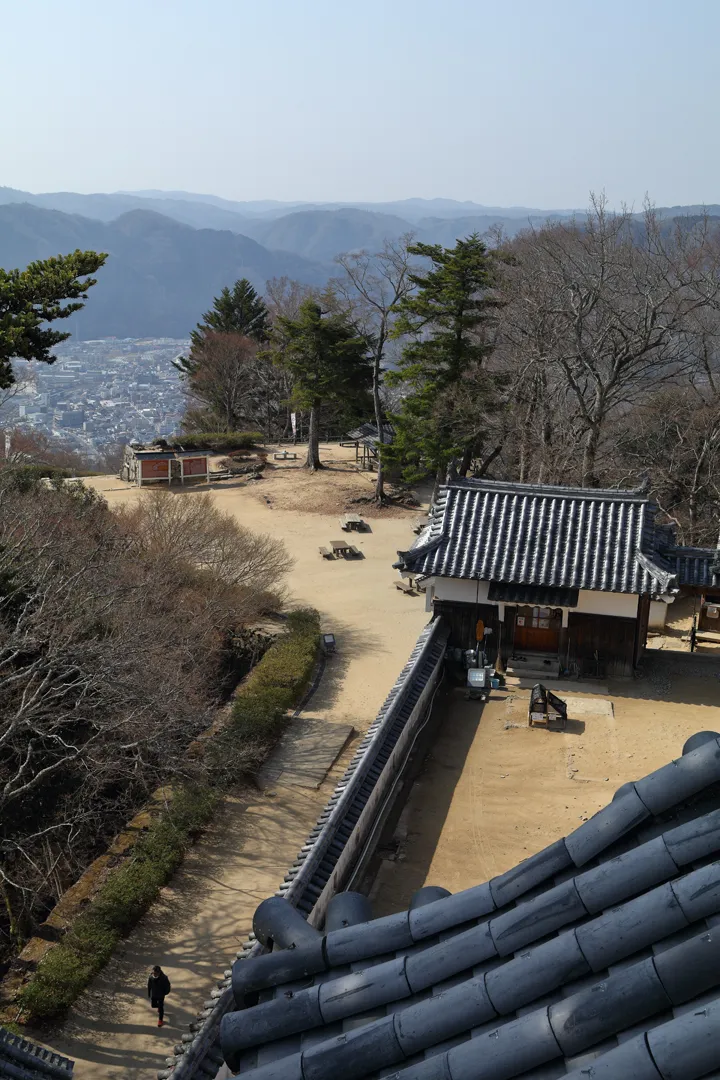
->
[581, 424, 601, 487]
[1, 879, 31, 949]
[476, 443, 502, 478]
[430, 466, 444, 508]
[458, 443, 474, 477]
[305, 404, 322, 470]
[518, 393, 535, 483]
[372, 343, 386, 502]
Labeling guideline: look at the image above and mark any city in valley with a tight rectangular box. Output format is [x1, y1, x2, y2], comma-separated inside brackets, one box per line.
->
[1, 338, 188, 461]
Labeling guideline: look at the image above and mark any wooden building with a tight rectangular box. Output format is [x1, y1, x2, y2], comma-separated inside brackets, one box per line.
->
[663, 545, 720, 638]
[120, 444, 210, 486]
[395, 478, 707, 679]
[342, 422, 394, 471]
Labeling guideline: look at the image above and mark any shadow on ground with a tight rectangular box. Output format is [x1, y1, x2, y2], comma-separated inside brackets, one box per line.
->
[368, 683, 483, 914]
[306, 619, 384, 714]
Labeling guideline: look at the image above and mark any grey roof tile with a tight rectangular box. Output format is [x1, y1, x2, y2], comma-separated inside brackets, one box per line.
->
[220, 734, 720, 1080]
[668, 545, 720, 589]
[396, 479, 678, 594]
[0, 1028, 74, 1079]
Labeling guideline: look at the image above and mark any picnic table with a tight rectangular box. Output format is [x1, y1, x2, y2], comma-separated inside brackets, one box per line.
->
[331, 539, 353, 556]
[340, 514, 366, 531]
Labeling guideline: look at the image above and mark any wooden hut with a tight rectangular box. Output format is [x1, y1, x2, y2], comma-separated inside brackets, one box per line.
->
[120, 444, 211, 486]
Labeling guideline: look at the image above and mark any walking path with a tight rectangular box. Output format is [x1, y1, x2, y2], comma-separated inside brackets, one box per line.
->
[43, 459, 429, 1078]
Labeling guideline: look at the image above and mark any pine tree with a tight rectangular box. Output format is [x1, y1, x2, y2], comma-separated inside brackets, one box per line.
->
[386, 234, 500, 483]
[0, 251, 106, 390]
[174, 279, 269, 379]
[269, 299, 372, 469]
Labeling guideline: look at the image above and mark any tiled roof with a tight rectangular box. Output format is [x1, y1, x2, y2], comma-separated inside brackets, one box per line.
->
[397, 479, 678, 595]
[0, 1027, 73, 1078]
[219, 730, 720, 1080]
[667, 546, 720, 590]
[159, 620, 449, 1080]
[346, 423, 394, 448]
[486, 582, 579, 607]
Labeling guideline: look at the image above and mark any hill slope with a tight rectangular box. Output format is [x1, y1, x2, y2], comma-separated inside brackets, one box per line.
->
[0, 203, 328, 339]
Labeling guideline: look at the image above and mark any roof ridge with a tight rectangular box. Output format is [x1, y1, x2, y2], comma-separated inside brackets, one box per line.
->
[443, 478, 653, 502]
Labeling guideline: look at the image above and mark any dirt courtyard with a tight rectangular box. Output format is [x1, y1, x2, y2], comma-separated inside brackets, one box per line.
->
[41, 450, 720, 1073]
[372, 669, 720, 914]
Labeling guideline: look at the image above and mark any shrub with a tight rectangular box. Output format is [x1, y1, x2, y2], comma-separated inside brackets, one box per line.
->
[15, 614, 317, 1025]
[0, 465, 71, 492]
[17, 785, 219, 1025]
[211, 608, 320, 775]
[170, 431, 263, 452]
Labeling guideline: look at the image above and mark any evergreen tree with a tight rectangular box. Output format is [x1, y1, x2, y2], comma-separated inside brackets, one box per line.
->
[269, 299, 372, 469]
[0, 251, 107, 390]
[174, 278, 269, 378]
[386, 234, 500, 482]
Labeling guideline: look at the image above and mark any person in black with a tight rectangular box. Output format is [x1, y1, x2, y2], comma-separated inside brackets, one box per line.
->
[147, 965, 171, 1027]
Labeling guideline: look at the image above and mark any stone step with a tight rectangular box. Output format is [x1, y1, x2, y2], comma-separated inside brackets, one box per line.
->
[504, 675, 611, 696]
[505, 655, 560, 680]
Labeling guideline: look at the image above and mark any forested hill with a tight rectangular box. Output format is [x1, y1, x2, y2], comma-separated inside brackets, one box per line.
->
[0, 203, 328, 339]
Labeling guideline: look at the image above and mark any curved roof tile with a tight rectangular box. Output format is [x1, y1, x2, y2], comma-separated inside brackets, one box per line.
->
[221, 734, 720, 1080]
[397, 479, 679, 595]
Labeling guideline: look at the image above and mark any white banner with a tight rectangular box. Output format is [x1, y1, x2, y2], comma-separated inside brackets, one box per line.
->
[290, 412, 297, 437]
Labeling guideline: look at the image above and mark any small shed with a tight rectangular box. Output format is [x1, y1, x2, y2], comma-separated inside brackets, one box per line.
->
[342, 422, 394, 471]
[120, 444, 211, 486]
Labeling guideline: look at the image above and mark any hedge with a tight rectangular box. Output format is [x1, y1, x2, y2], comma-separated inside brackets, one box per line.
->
[0, 466, 103, 493]
[210, 607, 321, 771]
[17, 785, 220, 1024]
[16, 608, 320, 1026]
[170, 431, 263, 452]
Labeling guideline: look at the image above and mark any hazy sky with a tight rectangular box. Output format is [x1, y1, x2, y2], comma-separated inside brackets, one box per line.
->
[3, 0, 719, 208]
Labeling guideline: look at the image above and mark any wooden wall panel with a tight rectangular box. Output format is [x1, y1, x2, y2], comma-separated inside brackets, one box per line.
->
[568, 611, 636, 678]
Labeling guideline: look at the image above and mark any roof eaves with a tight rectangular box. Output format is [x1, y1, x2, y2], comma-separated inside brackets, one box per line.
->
[635, 550, 678, 595]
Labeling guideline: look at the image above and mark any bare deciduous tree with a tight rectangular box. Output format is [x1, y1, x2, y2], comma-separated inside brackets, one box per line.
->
[0, 482, 290, 951]
[499, 197, 720, 485]
[182, 331, 258, 433]
[332, 237, 416, 501]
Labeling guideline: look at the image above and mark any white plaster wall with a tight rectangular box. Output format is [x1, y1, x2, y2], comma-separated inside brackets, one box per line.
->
[575, 590, 639, 618]
[431, 577, 639, 618]
[649, 600, 669, 629]
[432, 578, 491, 604]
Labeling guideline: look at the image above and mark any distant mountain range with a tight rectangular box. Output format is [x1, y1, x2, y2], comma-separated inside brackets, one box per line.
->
[2, 187, 718, 337]
[0, 203, 326, 339]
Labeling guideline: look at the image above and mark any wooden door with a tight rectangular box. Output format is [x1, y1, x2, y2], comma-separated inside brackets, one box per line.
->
[513, 606, 561, 654]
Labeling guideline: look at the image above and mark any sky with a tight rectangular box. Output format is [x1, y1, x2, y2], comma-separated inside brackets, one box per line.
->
[2, 0, 719, 209]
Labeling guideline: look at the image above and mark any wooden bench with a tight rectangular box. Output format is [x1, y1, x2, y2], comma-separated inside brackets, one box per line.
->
[319, 546, 334, 559]
[348, 545, 362, 557]
[274, 451, 298, 461]
[341, 515, 366, 531]
[395, 579, 414, 594]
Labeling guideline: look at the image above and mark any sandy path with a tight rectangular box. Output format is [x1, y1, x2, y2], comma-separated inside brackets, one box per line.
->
[42, 455, 429, 1078]
[372, 675, 720, 914]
